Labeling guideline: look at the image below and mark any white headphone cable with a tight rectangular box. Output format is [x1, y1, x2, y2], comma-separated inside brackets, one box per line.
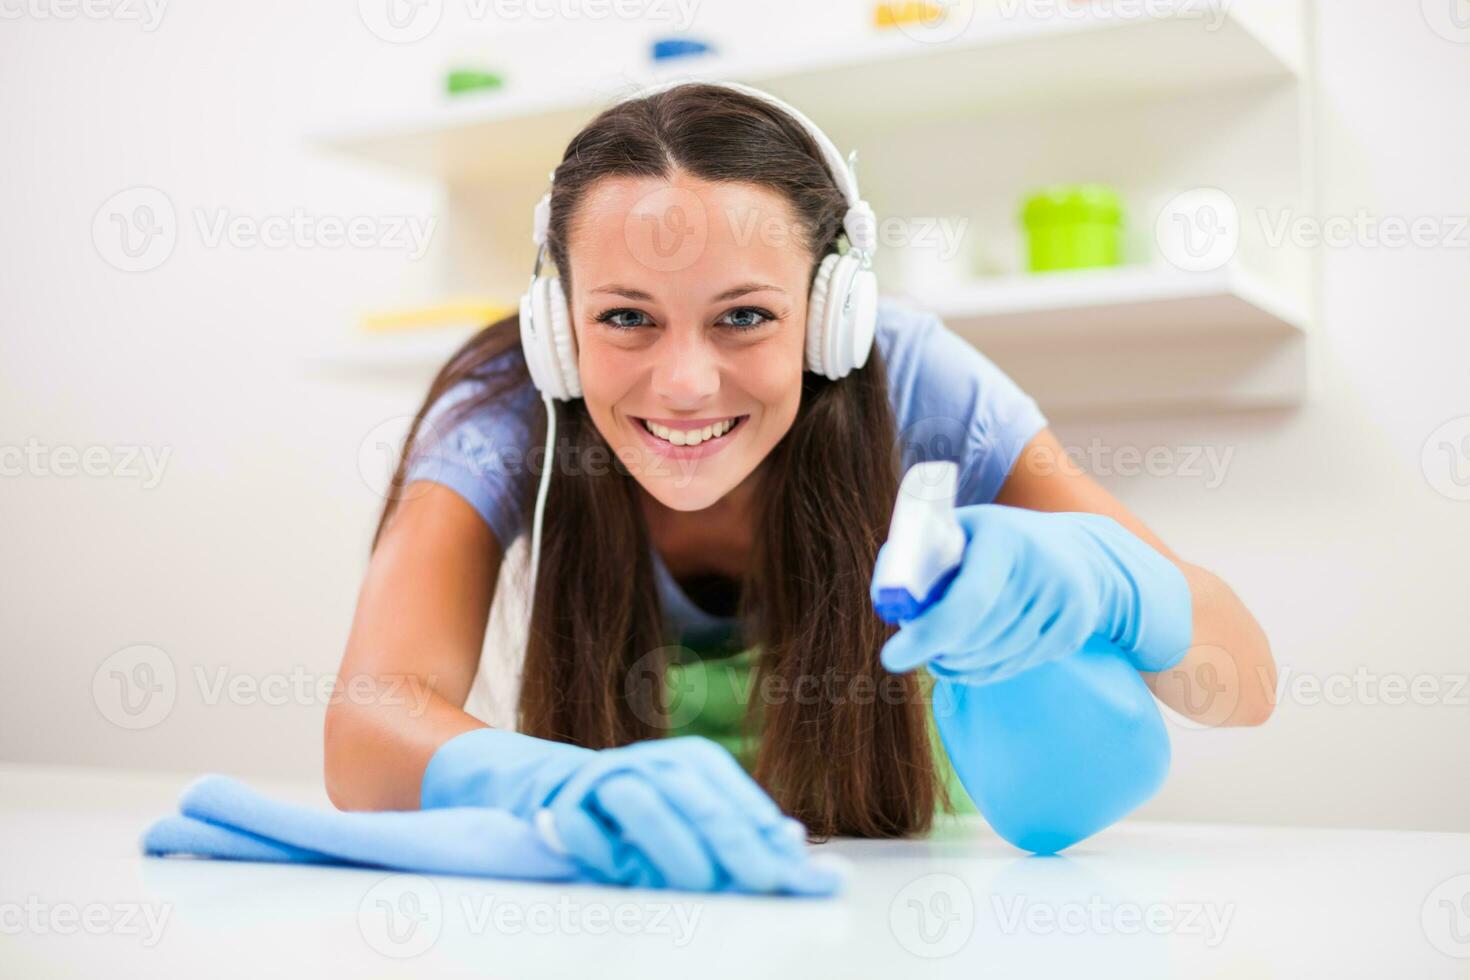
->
[528, 391, 556, 604]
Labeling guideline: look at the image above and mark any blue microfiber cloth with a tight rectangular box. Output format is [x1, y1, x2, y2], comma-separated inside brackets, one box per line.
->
[141, 774, 580, 880]
[140, 774, 852, 895]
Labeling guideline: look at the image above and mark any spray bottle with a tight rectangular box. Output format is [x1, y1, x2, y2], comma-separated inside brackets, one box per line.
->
[872, 461, 1173, 854]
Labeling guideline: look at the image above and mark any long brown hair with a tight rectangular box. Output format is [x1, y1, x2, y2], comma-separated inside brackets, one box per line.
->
[374, 83, 943, 838]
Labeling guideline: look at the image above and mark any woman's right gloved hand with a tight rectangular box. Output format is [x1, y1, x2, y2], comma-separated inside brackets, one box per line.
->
[420, 727, 843, 895]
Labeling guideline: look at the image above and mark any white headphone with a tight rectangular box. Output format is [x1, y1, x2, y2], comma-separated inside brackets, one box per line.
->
[519, 79, 880, 592]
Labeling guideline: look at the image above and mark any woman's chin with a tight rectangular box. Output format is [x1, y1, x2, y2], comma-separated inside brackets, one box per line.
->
[638, 476, 730, 513]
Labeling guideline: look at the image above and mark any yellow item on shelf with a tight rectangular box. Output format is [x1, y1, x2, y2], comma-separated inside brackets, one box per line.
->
[360, 301, 514, 334]
[873, 1, 944, 28]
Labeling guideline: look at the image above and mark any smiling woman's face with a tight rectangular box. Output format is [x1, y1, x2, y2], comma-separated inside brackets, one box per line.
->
[565, 171, 813, 513]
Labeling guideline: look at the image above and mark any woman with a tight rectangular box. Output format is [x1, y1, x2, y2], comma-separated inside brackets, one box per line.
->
[324, 81, 1276, 893]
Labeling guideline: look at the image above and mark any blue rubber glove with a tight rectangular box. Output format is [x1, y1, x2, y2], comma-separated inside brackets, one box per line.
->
[421, 728, 839, 895]
[876, 504, 1193, 685]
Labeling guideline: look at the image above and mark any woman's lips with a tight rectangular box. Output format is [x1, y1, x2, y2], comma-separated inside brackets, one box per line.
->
[630, 414, 749, 461]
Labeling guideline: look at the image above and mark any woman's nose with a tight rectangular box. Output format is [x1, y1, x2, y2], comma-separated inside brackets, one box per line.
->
[650, 325, 720, 406]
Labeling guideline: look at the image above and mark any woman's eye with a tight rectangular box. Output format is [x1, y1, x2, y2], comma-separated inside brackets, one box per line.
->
[718, 307, 775, 331]
[595, 307, 775, 332]
[595, 308, 651, 331]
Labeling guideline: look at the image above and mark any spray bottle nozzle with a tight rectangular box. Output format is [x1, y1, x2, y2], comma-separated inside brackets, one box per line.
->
[871, 461, 967, 625]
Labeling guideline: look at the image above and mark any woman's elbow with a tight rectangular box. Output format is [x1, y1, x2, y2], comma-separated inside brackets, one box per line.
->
[1234, 641, 1279, 726]
[1218, 650, 1278, 727]
[322, 701, 372, 811]
[1229, 693, 1276, 727]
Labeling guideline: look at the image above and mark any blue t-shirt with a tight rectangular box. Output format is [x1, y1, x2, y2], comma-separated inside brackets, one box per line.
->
[405, 297, 1048, 646]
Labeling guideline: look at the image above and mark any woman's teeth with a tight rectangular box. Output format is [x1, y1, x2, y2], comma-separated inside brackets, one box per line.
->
[640, 417, 739, 447]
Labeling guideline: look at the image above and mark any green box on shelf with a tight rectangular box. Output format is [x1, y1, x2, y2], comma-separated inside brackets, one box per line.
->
[446, 69, 504, 96]
[1021, 184, 1124, 272]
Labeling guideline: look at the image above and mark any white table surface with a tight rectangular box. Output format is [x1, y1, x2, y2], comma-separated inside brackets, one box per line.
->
[2, 763, 1467, 979]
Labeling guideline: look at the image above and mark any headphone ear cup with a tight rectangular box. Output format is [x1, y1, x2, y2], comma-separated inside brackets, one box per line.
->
[544, 276, 581, 399]
[812, 252, 876, 380]
[822, 253, 859, 378]
[845, 266, 878, 372]
[808, 252, 878, 379]
[519, 275, 577, 400]
[805, 253, 839, 377]
[519, 282, 556, 398]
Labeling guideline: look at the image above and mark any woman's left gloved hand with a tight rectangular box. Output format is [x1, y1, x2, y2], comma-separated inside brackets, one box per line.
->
[875, 504, 1194, 685]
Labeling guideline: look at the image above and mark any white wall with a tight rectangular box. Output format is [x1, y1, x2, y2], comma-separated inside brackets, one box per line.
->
[1, 0, 1465, 832]
[1110, 1, 1470, 832]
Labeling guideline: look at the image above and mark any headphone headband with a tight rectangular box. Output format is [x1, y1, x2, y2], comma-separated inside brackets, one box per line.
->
[531, 78, 876, 257]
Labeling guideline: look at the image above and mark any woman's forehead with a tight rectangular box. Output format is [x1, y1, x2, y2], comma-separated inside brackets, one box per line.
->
[567, 173, 812, 281]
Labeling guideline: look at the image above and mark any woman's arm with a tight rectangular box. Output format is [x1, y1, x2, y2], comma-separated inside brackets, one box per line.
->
[993, 428, 1277, 727]
[323, 482, 498, 811]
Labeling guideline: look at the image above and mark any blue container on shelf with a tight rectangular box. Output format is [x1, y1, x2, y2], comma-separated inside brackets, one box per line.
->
[651, 38, 715, 61]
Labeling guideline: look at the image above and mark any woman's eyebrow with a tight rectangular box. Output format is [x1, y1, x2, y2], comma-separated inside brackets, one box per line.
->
[590, 284, 656, 301]
[588, 282, 788, 302]
[711, 281, 786, 301]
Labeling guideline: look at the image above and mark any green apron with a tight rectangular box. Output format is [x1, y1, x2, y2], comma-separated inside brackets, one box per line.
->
[661, 640, 977, 817]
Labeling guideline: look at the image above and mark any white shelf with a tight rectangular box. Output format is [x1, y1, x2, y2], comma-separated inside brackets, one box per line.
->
[914, 265, 1309, 419]
[315, 2, 1301, 184]
[919, 264, 1308, 345]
